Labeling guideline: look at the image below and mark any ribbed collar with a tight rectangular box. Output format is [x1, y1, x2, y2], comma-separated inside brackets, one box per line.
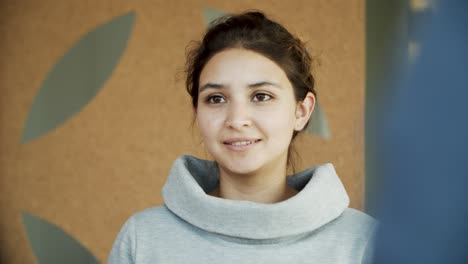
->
[162, 155, 349, 240]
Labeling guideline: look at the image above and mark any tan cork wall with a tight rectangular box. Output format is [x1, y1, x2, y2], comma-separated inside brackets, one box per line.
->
[0, 0, 365, 263]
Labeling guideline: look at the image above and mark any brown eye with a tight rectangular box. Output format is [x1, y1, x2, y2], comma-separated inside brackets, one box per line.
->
[252, 93, 272, 102]
[207, 95, 226, 104]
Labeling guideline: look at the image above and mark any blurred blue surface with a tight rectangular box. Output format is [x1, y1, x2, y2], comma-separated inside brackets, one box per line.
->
[372, 2, 468, 263]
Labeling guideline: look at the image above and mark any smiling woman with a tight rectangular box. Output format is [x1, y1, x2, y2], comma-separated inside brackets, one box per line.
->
[197, 48, 314, 203]
[107, 11, 376, 264]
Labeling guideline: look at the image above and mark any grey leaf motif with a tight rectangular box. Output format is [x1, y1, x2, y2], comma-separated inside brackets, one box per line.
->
[203, 7, 225, 26]
[22, 11, 136, 143]
[305, 100, 331, 139]
[22, 212, 100, 264]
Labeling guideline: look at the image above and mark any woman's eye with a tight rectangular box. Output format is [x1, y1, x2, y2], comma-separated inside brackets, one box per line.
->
[207, 95, 226, 104]
[252, 93, 272, 102]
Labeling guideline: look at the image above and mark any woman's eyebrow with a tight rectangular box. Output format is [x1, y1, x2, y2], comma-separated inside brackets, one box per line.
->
[248, 81, 282, 89]
[199, 83, 224, 93]
[199, 81, 281, 93]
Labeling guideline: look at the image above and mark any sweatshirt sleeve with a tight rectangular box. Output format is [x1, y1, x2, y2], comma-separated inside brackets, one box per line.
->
[107, 216, 136, 264]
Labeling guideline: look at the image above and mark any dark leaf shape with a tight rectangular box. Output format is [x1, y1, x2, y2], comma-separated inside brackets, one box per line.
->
[305, 100, 331, 139]
[203, 7, 225, 26]
[22, 12, 136, 143]
[22, 212, 99, 264]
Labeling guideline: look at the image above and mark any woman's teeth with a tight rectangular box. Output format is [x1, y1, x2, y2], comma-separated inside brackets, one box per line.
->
[230, 141, 254, 146]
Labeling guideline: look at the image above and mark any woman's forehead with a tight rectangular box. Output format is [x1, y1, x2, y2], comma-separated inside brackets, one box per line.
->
[199, 48, 290, 87]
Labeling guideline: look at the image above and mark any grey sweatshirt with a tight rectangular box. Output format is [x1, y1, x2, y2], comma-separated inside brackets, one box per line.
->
[107, 155, 377, 264]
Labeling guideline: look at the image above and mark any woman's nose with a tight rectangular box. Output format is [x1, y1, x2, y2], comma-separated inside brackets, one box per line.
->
[224, 101, 252, 130]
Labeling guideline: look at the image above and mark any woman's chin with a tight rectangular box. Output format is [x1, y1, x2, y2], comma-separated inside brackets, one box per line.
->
[218, 159, 263, 176]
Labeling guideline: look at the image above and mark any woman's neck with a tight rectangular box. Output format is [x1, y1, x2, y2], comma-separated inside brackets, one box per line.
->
[208, 164, 298, 204]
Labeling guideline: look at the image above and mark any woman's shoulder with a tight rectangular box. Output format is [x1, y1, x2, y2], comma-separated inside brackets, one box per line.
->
[108, 205, 185, 263]
[127, 205, 178, 227]
[341, 208, 378, 226]
[132, 205, 170, 217]
[325, 208, 378, 238]
[116, 205, 188, 243]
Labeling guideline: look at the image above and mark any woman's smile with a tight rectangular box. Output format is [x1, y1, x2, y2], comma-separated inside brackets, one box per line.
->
[223, 138, 262, 152]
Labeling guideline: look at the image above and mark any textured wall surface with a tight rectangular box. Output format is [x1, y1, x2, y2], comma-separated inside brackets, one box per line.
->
[0, 0, 365, 263]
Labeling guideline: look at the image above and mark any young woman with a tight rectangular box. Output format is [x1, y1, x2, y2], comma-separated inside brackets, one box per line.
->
[108, 11, 376, 264]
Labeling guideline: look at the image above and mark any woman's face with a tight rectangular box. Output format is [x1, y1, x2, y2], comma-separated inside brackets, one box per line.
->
[196, 48, 312, 176]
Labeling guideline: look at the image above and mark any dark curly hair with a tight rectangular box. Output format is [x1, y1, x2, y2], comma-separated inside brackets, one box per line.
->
[185, 10, 316, 172]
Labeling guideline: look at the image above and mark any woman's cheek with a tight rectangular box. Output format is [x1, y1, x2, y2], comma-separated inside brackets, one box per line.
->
[198, 110, 222, 136]
[267, 108, 295, 129]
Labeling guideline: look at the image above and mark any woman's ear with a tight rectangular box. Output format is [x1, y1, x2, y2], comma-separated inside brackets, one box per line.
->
[294, 92, 316, 131]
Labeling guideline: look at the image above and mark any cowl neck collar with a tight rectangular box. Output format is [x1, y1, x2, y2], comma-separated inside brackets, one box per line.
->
[162, 155, 349, 240]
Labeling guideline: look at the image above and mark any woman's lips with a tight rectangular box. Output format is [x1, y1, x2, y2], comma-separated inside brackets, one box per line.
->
[223, 139, 261, 151]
